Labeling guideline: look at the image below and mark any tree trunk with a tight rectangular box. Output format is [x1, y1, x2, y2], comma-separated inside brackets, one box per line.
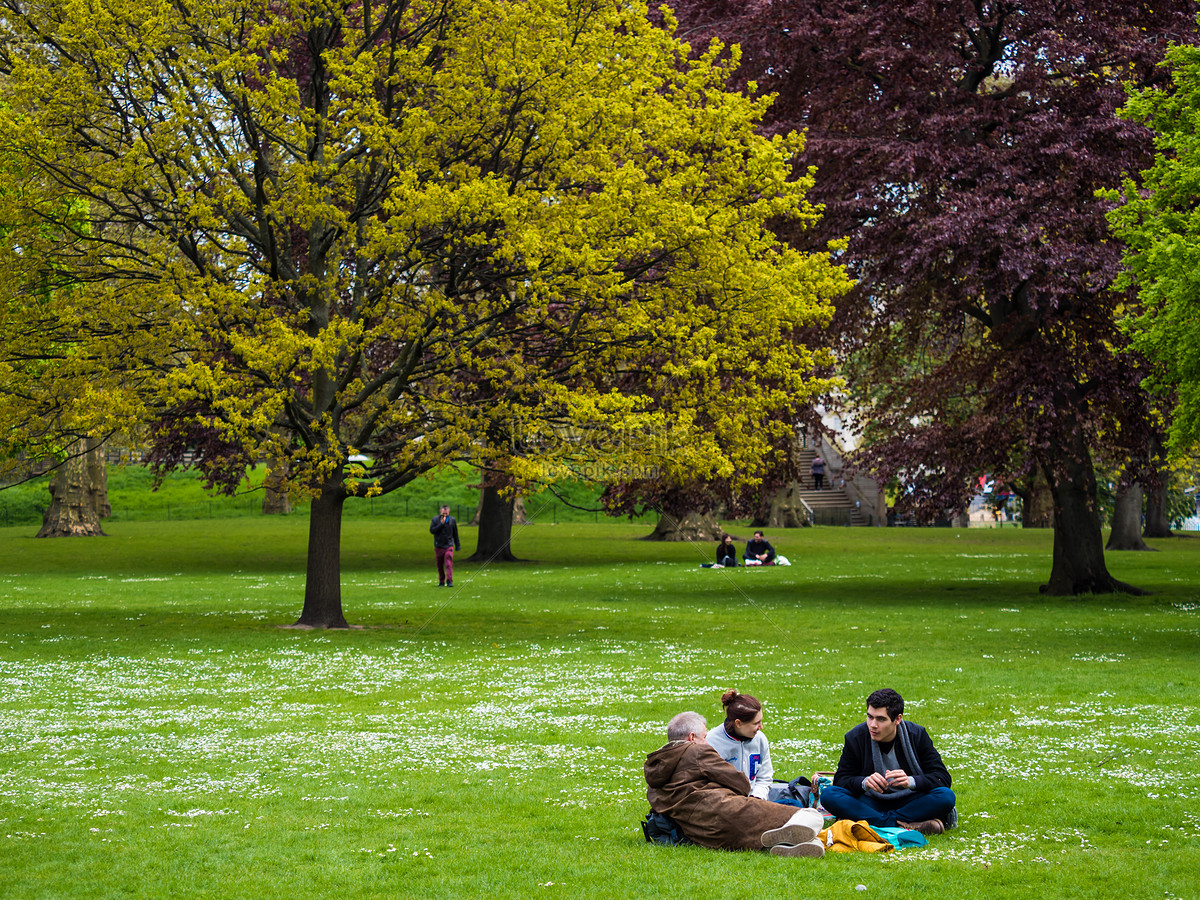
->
[263, 465, 291, 515]
[642, 510, 722, 541]
[1106, 483, 1151, 551]
[466, 484, 521, 562]
[87, 441, 110, 518]
[1143, 479, 1173, 539]
[1016, 469, 1053, 528]
[469, 489, 526, 525]
[295, 480, 349, 628]
[760, 480, 811, 528]
[1039, 432, 1144, 595]
[36, 440, 107, 537]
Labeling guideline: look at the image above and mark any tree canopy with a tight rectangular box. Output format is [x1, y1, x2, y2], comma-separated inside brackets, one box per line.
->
[0, 149, 131, 470]
[672, 0, 1200, 593]
[0, 0, 848, 624]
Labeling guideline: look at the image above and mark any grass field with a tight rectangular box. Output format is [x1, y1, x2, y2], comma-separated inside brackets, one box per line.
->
[1, 518, 1197, 899]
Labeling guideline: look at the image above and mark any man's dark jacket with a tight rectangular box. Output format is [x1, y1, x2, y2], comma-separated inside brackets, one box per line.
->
[832, 721, 951, 797]
[429, 515, 460, 550]
[743, 538, 775, 561]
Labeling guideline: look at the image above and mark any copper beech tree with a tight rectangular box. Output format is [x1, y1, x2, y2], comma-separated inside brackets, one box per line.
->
[0, 0, 848, 625]
[672, 0, 1199, 593]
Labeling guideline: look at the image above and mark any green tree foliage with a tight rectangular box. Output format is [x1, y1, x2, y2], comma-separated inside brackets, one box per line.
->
[0, 0, 848, 625]
[0, 149, 123, 467]
[1109, 41, 1200, 461]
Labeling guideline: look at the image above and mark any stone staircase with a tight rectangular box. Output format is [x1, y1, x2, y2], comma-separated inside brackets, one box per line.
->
[794, 446, 874, 527]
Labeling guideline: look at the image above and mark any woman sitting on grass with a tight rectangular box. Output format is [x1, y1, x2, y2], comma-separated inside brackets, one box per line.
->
[715, 534, 738, 567]
[705, 690, 775, 800]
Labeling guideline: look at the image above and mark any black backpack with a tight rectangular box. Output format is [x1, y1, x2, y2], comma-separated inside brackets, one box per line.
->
[767, 775, 814, 808]
[640, 810, 692, 845]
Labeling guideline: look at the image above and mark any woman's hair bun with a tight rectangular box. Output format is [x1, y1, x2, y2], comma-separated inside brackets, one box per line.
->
[720, 690, 762, 722]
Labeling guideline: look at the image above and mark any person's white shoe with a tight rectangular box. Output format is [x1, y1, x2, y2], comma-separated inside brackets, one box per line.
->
[769, 838, 825, 858]
[761, 808, 822, 848]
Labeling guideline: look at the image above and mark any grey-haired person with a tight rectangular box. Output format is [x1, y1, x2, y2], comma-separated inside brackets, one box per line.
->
[644, 711, 825, 857]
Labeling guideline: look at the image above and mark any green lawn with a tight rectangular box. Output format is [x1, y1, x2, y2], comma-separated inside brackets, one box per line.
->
[1, 520, 1197, 899]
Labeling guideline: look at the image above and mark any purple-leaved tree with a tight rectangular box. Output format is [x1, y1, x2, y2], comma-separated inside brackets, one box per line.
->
[672, 0, 1199, 593]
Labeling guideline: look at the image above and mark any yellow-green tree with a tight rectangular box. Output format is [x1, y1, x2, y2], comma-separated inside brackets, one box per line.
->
[0, 143, 133, 528]
[0, 0, 849, 626]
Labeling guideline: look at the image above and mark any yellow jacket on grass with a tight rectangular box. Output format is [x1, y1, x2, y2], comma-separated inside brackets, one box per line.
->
[819, 820, 893, 853]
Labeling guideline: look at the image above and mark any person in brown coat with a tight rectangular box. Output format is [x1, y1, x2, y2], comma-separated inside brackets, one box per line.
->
[644, 711, 824, 857]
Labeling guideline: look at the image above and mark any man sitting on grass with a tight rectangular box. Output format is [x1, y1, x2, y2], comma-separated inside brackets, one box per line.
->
[820, 688, 956, 835]
[644, 711, 825, 857]
[743, 531, 776, 565]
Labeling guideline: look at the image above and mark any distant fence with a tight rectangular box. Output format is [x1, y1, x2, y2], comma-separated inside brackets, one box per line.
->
[4, 481, 1193, 532]
[0, 494, 653, 528]
[0, 494, 266, 527]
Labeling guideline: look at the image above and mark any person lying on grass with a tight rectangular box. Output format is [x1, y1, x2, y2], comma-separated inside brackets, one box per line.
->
[644, 711, 824, 857]
[820, 687, 956, 835]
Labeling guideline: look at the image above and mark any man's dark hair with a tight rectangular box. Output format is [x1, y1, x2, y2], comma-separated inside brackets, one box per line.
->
[867, 688, 904, 720]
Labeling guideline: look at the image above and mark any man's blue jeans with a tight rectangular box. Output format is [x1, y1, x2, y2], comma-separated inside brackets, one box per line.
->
[820, 785, 956, 827]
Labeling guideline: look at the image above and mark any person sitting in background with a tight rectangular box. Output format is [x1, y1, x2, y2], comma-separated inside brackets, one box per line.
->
[744, 531, 776, 565]
[644, 711, 825, 857]
[715, 534, 738, 567]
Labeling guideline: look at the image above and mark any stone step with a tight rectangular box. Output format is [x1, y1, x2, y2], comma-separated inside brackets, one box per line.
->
[793, 443, 876, 525]
[797, 487, 870, 526]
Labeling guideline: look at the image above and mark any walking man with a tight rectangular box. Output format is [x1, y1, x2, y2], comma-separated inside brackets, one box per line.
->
[430, 504, 460, 587]
[810, 455, 826, 490]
